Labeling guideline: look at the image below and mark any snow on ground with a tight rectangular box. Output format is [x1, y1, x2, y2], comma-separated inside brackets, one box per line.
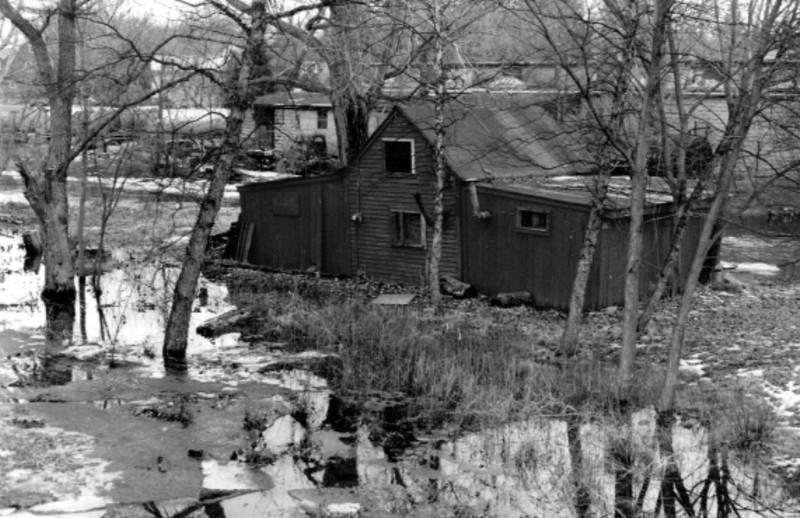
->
[722, 234, 772, 249]
[720, 260, 781, 276]
[764, 381, 800, 418]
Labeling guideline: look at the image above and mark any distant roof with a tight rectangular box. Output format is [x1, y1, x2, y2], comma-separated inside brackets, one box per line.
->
[488, 175, 701, 211]
[396, 98, 596, 181]
[255, 90, 331, 108]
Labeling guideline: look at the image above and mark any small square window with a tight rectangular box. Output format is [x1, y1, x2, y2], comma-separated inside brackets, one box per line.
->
[517, 208, 550, 234]
[317, 110, 328, 130]
[384, 139, 414, 174]
[392, 211, 425, 247]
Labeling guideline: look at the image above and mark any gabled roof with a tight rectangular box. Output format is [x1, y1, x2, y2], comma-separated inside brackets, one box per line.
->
[394, 98, 596, 181]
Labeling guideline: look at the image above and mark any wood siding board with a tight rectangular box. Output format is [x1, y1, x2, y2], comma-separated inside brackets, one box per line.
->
[322, 177, 351, 275]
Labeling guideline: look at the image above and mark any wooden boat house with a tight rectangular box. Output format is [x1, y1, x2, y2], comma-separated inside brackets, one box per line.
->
[236, 100, 704, 310]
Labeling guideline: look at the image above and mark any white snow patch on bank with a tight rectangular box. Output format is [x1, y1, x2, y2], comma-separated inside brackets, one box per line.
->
[722, 235, 771, 249]
[763, 381, 800, 417]
[679, 357, 707, 378]
[719, 261, 780, 276]
[201, 459, 271, 491]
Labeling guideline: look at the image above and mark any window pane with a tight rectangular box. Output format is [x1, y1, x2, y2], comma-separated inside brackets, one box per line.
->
[519, 210, 548, 230]
[384, 141, 412, 173]
[404, 213, 422, 245]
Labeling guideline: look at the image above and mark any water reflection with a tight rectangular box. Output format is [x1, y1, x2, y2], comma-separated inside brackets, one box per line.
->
[0, 258, 235, 385]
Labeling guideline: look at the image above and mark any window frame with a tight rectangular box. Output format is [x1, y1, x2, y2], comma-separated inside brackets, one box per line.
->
[382, 138, 415, 174]
[391, 210, 426, 248]
[515, 207, 551, 235]
[316, 109, 328, 130]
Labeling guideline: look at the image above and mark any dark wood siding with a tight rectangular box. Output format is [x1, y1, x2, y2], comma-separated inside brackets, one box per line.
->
[347, 112, 461, 285]
[462, 186, 590, 309]
[237, 175, 350, 275]
[462, 185, 701, 310]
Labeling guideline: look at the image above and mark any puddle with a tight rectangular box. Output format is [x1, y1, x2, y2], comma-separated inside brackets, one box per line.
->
[0, 259, 239, 383]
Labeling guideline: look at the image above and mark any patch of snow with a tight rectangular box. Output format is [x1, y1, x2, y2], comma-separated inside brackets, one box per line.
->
[720, 261, 781, 276]
[679, 358, 707, 377]
[0, 191, 27, 204]
[737, 369, 764, 378]
[6, 512, 105, 518]
[280, 369, 328, 391]
[762, 381, 800, 417]
[722, 235, 770, 249]
[201, 459, 271, 492]
[29, 495, 111, 513]
[60, 345, 105, 361]
[325, 502, 362, 516]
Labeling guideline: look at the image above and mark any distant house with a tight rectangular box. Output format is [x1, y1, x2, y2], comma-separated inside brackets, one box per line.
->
[236, 99, 705, 310]
[251, 90, 336, 156]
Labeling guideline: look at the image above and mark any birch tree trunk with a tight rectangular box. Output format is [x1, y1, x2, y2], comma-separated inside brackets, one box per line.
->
[559, 185, 607, 356]
[427, 0, 446, 310]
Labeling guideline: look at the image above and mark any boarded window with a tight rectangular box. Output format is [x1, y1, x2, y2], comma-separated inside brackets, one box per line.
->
[383, 139, 414, 174]
[517, 208, 550, 234]
[272, 193, 300, 216]
[392, 211, 425, 247]
[317, 110, 328, 130]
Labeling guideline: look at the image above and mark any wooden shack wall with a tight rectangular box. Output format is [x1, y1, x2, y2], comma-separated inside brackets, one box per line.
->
[347, 112, 461, 285]
[461, 187, 592, 309]
[588, 210, 705, 308]
[462, 186, 704, 310]
[237, 175, 350, 275]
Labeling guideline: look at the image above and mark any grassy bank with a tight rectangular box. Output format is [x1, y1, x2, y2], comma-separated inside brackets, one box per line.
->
[219, 269, 666, 432]
[211, 266, 795, 468]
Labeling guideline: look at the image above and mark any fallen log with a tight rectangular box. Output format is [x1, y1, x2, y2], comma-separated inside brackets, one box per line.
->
[196, 307, 262, 338]
[490, 291, 533, 308]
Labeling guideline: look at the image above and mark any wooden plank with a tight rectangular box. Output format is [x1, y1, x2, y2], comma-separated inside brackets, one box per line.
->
[372, 293, 416, 306]
[238, 223, 254, 264]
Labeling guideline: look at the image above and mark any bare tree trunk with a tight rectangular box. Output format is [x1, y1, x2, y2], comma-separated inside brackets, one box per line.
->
[162, 0, 267, 371]
[658, 156, 736, 410]
[331, 84, 370, 165]
[637, 190, 699, 333]
[1, 0, 78, 343]
[616, 0, 670, 402]
[162, 106, 247, 370]
[560, 191, 606, 356]
[428, 9, 447, 309]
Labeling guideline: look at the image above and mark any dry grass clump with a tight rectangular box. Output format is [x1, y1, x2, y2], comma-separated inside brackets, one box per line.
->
[223, 273, 665, 431]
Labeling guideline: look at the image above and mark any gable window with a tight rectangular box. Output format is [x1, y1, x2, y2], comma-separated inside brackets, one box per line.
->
[316, 110, 328, 130]
[516, 208, 550, 234]
[392, 210, 425, 248]
[383, 139, 414, 174]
